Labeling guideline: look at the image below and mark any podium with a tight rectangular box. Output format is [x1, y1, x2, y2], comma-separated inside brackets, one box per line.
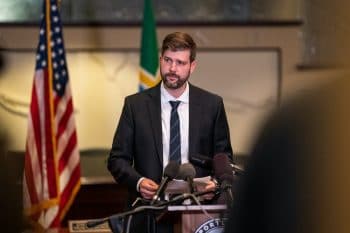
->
[165, 205, 227, 233]
[68, 204, 227, 233]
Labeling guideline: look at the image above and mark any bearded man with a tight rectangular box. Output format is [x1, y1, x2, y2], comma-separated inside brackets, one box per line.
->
[108, 32, 233, 233]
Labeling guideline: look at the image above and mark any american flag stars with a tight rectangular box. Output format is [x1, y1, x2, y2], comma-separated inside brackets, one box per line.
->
[35, 0, 67, 96]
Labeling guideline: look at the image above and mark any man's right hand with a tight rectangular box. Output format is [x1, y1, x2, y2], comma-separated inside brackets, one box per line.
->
[139, 178, 159, 199]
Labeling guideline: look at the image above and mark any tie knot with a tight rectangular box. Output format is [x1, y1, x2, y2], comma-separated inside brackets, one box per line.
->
[169, 101, 181, 110]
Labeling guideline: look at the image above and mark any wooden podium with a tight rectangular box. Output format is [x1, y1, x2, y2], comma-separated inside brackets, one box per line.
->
[68, 204, 227, 233]
[165, 205, 227, 233]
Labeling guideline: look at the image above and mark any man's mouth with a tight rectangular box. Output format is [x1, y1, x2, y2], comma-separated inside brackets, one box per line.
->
[166, 74, 179, 80]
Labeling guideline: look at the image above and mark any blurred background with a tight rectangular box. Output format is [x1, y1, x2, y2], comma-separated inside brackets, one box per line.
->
[0, 0, 349, 227]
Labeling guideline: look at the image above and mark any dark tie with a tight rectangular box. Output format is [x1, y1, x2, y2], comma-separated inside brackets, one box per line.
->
[169, 101, 181, 164]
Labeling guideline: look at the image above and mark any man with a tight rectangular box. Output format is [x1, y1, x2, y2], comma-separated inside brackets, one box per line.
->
[108, 32, 233, 232]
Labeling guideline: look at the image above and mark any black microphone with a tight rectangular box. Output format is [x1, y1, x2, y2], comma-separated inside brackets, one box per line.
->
[213, 153, 234, 203]
[177, 163, 196, 193]
[190, 153, 244, 175]
[150, 161, 179, 205]
[190, 154, 213, 170]
[231, 163, 244, 175]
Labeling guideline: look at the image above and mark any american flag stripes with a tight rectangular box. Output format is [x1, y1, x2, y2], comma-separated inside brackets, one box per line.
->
[23, 0, 81, 229]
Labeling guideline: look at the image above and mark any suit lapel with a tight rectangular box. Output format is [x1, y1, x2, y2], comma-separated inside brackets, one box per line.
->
[146, 83, 203, 165]
[188, 84, 202, 157]
[146, 84, 163, 166]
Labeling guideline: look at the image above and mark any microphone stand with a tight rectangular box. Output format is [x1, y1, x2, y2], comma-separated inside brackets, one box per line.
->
[155, 188, 220, 207]
[155, 188, 222, 221]
[221, 182, 234, 204]
[188, 177, 195, 194]
[86, 205, 166, 232]
[86, 189, 220, 233]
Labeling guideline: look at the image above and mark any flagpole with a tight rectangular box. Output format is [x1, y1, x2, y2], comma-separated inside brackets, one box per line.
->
[45, 0, 60, 207]
[24, 0, 81, 228]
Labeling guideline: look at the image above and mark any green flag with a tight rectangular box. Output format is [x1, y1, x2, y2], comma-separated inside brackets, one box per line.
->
[139, 0, 159, 91]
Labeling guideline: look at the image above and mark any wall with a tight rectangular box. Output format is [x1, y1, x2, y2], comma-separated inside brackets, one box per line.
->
[0, 25, 341, 176]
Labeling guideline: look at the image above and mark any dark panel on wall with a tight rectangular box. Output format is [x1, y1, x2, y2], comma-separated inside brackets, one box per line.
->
[63, 183, 129, 226]
[0, 0, 301, 24]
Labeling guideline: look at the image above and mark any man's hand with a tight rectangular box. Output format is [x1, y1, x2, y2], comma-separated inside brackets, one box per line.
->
[139, 178, 159, 199]
[197, 180, 217, 200]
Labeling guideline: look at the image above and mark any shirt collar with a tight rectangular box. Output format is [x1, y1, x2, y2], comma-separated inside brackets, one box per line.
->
[161, 81, 189, 104]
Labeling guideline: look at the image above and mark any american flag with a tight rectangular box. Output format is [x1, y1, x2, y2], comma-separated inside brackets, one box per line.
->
[23, 0, 81, 229]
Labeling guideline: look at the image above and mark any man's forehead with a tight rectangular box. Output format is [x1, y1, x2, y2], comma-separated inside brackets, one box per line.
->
[162, 49, 191, 61]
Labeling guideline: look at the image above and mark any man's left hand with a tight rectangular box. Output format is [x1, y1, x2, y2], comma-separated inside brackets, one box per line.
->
[197, 180, 217, 200]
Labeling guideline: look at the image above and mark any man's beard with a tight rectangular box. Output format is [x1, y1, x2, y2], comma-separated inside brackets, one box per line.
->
[161, 71, 190, 89]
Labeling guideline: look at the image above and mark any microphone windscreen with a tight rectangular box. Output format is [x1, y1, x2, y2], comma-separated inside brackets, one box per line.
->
[219, 173, 234, 183]
[213, 153, 232, 180]
[177, 163, 196, 180]
[164, 161, 180, 179]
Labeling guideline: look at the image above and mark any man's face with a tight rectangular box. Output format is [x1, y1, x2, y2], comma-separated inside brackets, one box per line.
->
[160, 49, 196, 89]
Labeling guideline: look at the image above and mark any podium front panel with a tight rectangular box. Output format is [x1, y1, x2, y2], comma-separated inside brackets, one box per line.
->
[167, 205, 226, 233]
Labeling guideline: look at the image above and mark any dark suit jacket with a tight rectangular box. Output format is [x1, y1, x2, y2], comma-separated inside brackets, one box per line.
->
[108, 82, 233, 194]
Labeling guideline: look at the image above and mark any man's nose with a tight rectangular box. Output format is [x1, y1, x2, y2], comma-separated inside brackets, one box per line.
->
[169, 62, 177, 71]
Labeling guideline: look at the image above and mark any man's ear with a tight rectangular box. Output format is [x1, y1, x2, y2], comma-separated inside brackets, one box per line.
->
[190, 60, 197, 74]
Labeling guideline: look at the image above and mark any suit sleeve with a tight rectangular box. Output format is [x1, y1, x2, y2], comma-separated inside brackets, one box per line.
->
[107, 97, 142, 190]
[213, 97, 234, 161]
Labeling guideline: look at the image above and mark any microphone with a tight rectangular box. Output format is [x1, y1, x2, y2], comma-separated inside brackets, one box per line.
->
[150, 161, 179, 205]
[177, 163, 196, 193]
[86, 188, 219, 232]
[190, 153, 243, 175]
[231, 163, 245, 175]
[190, 154, 213, 170]
[213, 153, 234, 203]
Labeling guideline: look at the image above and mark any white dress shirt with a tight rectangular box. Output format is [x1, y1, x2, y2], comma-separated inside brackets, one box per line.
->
[136, 82, 190, 191]
[160, 82, 190, 171]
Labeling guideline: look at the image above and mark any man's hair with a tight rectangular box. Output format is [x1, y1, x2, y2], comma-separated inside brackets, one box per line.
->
[161, 32, 197, 62]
